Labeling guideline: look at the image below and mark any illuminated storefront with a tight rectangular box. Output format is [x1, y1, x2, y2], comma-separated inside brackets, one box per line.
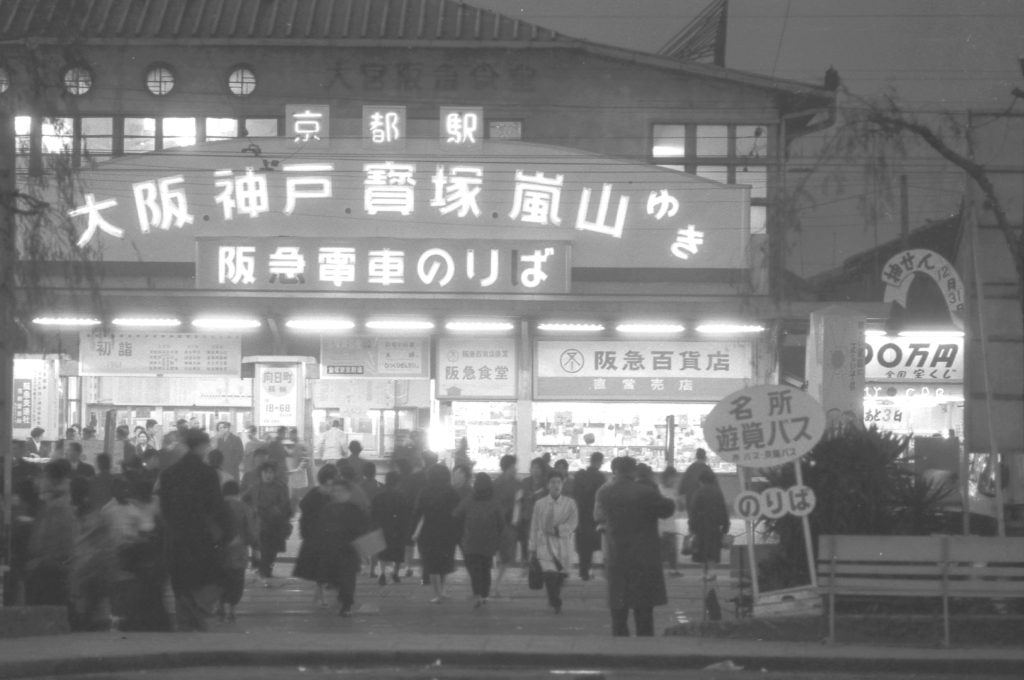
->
[3, 0, 833, 470]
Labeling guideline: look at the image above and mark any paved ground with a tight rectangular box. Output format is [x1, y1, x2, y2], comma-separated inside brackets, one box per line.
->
[1, 556, 1023, 679]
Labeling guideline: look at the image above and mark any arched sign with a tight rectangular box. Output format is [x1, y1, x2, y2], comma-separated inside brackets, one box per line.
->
[880, 249, 965, 330]
[703, 385, 826, 468]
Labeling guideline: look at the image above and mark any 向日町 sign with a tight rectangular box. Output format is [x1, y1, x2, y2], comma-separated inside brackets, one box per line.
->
[703, 385, 826, 468]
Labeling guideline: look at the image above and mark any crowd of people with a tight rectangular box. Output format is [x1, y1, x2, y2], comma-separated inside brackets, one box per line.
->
[2, 421, 732, 637]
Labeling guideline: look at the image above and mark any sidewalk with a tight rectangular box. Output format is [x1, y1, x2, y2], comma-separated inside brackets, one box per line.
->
[1, 561, 1022, 678]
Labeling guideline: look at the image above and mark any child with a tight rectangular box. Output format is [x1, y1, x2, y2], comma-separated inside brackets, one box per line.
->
[220, 480, 258, 622]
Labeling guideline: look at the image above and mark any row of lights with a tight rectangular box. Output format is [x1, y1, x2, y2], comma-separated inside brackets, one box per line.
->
[32, 316, 766, 335]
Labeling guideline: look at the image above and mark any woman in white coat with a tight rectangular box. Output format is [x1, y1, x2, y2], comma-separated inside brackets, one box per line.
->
[529, 471, 578, 614]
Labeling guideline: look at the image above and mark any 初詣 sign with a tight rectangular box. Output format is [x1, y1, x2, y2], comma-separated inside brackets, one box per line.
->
[78, 332, 242, 377]
[703, 385, 826, 468]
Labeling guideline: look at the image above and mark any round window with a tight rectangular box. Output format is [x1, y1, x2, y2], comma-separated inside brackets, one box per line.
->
[63, 65, 93, 96]
[0, 66, 10, 94]
[145, 64, 175, 96]
[227, 66, 256, 96]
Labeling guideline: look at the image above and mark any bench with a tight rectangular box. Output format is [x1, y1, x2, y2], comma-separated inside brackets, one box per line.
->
[817, 534, 1024, 646]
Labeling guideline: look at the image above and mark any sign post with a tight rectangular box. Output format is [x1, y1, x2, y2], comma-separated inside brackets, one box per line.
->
[704, 384, 826, 615]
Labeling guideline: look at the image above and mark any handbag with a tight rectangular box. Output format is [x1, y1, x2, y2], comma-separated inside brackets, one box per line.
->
[681, 533, 697, 556]
[527, 556, 544, 590]
[352, 528, 387, 560]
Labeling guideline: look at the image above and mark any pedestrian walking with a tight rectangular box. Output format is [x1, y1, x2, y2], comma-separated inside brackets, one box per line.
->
[528, 470, 578, 614]
[317, 480, 370, 616]
[595, 456, 676, 636]
[219, 480, 259, 623]
[658, 466, 683, 575]
[157, 428, 233, 631]
[517, 457, 549, 562]
[572, 451, 606, 580]
[491, 454, 519, 596]
[26, 460, 76, 612]
[412, 464, 462, 603]
[370, 470, 412, 585]
[453, 472, 505, 607]
[243, 461, 293, 585]
[677, 448, 714, 513]
[293, 463, 340, 604]
[688, 468, 731, 622]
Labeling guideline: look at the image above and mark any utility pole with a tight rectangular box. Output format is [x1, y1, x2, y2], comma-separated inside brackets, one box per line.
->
[1, 112, 16, 598]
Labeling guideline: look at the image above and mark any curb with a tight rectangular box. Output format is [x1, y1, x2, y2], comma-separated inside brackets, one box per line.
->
[1, 644, 1023, 678]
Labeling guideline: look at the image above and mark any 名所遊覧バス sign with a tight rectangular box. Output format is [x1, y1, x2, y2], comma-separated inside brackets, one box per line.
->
[703, 385, 826, 468]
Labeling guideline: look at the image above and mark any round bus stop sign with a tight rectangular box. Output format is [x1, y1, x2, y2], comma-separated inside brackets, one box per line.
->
[703, 385, 826, 468]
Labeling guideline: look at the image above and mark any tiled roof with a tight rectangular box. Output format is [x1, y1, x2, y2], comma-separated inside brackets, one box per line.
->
[0, 0, 566, 43]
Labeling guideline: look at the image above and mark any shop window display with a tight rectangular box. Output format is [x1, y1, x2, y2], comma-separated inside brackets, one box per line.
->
[532, 402, 735, 474]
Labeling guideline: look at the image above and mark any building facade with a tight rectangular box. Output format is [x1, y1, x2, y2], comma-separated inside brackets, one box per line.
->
[1, 0, 835, 476]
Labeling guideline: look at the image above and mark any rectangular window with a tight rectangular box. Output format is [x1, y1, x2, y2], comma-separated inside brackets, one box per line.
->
[736, 125, 768, 159]
[736, 166, 767, 199]
[652, 124, 686, 158]
[162, 117, 196, 148]
[487, 120, 523, 140]
[125, 117, 156, 153]
[41, 117, 73, 155]
[242, 118, 280, 137]
[206, 117, 239, 140]
[80, 117, 113, 161]
[652, 123, 773, 241]
[696, 124, 728, 157]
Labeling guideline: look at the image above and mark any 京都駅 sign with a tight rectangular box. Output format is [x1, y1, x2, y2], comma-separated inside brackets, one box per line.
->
[196, 237, 570, 294]
[703, 385, 826, 468]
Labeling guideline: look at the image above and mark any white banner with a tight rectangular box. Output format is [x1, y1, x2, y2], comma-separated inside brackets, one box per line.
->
[535, 340, 752, 401]
[320, 336, 430, 379]
[436, 337, 517, 399]
[254, 364, 300, 428]
[79, 332, 241, 377]
[864, 336, 962, 383]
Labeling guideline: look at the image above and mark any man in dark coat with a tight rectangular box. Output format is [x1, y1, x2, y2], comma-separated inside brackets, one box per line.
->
[157, 428, 232, 631]
[572, 451, 605, 580]
[595, 456, 676, 637]
[213, 421, 245, 480]
[677, 448, 714, 513]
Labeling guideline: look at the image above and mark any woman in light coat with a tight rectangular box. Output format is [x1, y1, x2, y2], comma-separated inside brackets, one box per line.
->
[528, 470, 578, 614]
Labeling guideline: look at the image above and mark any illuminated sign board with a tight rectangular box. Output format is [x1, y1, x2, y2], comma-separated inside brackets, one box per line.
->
[864, 336, 962, 382]
[286, 104, 330, 141]
[196, 237, 570, 293]
[320, 337, 430, 379]
[437, 336, 517, 399]
[704, 385, 826, 468]
[78, 332, 242, 377]
[439, 107, 483, 149]
[534, 340, 752, 401]
[67, 131, 749, 270]
[363, 105, 405, 148]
